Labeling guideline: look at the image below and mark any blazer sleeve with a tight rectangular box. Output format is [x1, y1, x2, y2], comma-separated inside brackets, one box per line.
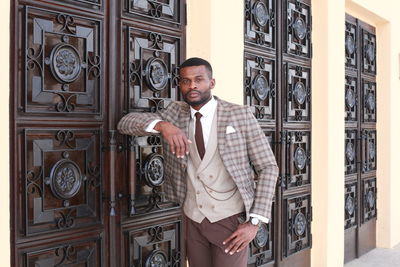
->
[245, 107, 279, 219]
[117, 102, 182, 136]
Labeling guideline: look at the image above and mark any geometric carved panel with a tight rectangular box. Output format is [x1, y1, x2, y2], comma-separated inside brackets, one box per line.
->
[284, 130, 311, 189]
[362, 80, 376, 123]
[345, 129, 357, 175]
[244, 0, 275, 50]
[362, 29, 376, 75]
[129, 136, 178, 216]
[345, 21, 357, 69]
[127, 27, 181, 112]
[285, 0, 311, 58]
[345, 181, 357, 229]
[362, 178, 377, 223]
[345, 75, 358, 122]
[127, 0, 181, 25]
[24, 7, 102, 114]
[248, 203, 274, 266]
[128, 220, 182, 267]
[244, 53, 276, 121]
[283, 194, 311, 257]
[45, 0, 102, 10]
[285, 63, 311, 122]
[22, 128, 102, 236]
[23, 237, 102, 266]
[362, 130, 376, 173]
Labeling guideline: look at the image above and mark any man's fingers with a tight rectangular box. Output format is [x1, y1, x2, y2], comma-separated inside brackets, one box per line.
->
[236, 242, 248, 253]
[222, 232, 236, 246]
[176, 136, 185, 158]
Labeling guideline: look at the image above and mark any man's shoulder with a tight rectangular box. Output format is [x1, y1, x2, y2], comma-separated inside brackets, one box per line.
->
[215, 96, 250, 113]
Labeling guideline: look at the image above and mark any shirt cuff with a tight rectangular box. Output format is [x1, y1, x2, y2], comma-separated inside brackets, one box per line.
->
[249, 213, 269, 224]
[145, 120, 163, 133]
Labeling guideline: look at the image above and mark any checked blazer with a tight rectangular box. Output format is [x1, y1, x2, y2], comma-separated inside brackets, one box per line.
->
[117, 96, 279, 220]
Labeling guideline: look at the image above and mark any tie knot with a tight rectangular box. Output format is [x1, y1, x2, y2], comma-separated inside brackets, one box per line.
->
[195, 112, 202, 119]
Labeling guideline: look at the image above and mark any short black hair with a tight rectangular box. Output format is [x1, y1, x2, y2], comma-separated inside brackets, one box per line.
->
[179, 57, 213, 78]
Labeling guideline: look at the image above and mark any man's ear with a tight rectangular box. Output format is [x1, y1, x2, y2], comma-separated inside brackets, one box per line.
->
[210, 78, 216, 89]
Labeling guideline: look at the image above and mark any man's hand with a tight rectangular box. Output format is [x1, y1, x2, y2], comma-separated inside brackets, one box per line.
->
[155, 121, 192, 158]
[222, 222, 259, 255]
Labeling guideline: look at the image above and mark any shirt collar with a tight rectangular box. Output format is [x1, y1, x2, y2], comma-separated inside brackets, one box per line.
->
[190, 95, 217, 119]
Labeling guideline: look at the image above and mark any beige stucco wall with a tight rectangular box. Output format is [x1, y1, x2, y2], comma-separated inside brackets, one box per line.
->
[1, 0, 399, 265]
[0, 1, 10, 266]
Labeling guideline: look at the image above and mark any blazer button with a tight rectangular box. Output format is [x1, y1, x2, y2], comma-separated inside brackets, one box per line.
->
[197, 176, 200, 179]
[196, 190, 200, 194]
[199, 205, 202, 209]
[209, 175, 213, 179]
[211, 205, 215, 209]
[181, 164, 187, 169]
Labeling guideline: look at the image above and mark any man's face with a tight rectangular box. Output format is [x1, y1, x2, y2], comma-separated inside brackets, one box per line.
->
[179, 65, 215, 110]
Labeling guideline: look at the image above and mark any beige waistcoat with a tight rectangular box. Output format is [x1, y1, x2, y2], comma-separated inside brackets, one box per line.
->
[183, 111, 245, 223]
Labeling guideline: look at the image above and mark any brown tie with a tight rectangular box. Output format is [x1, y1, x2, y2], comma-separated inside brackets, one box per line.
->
[195, 112, 205, 159]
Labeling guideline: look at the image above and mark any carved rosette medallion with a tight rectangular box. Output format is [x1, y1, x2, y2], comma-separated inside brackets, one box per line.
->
[345, 195, 355, 216]
[253, 223, 269, 248]
[294, 147, 307, 170]
[253, 1, 269, 27]
[143, 153, 165, 187]
[49, 159, 82, 200]
[49, 43, 82, 84]
[346, 35, 356, 55]
[366, 190, 375, 209]
[145, 57, 169, 92]
[346, 142, 355, 162]
[368, 141, 375, 160]
[346, 88, 356, 108]
[293, 17, 307, 40]
[365, 93, 375, 111]
[145, 250, 167, 267]
[293, 81, 307, 105]
[253, 74, 270, 101]
[294, 212, 307, 236]
[366, 44, 375, 62]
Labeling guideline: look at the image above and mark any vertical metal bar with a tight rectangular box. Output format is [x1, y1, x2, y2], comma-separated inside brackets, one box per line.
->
[128, 137, 136, 216]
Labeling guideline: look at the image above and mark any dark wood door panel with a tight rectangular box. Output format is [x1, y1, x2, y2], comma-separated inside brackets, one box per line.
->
[282, 193, 311, 258]
[244, 52, 276, 122]
[20, 5, 103, 116]
[17, 127, 103, 238]
[121, 214, 183, 267]
[244, 0, 276, 52]
[17, 234, 103, 266]
[344, 14, 376, 262]
[121, 24, 182, 113]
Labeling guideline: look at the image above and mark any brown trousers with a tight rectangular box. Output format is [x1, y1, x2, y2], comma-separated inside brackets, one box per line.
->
[186, 214, 248, 267]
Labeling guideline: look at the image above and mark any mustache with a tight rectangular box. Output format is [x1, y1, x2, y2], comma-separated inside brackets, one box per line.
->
[183, 90, 201, 97]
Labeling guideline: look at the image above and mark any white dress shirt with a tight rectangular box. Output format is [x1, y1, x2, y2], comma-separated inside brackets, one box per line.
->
[145, 95, 269, 224]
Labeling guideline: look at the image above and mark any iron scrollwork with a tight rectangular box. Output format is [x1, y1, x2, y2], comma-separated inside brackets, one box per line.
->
[129, 220, 181, 267]
[24, 8, 102, 114]
[245, 0, 275, 49]
[362, 130, 376, 173]
[284, 194, 311, 257]
[362, 178, 377, 223]
[23, 129, 102, 235]
[345, 130, 357, 175]
[127, 0, 180, 25]
[345, 75, 358, 121]
[286, 64, 311, 122]
[345, 21, 358, 69]
[127, 28, 180, 112]
[345, 181, 357, 229]
[362, 29, 376, 75]
[362, 80, 376, 122]
[245, 53, 276, 121]
[285, 131, 311, 189]
[286, 0, 311, 58]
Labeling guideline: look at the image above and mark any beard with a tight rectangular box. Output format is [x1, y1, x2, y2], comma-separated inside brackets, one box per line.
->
[182, 90, 212, 107]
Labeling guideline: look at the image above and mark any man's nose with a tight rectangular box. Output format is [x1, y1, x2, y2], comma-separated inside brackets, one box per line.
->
[189, 80, 197, 89]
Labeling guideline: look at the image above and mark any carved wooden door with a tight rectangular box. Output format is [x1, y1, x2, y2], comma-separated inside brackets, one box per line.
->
[244, 0, 312, 266]
[11, 0, 186, 266]
[344, 14, 377, 263]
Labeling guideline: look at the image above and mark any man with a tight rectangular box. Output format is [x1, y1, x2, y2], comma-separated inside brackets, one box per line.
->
[118, 57, 278, 267]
